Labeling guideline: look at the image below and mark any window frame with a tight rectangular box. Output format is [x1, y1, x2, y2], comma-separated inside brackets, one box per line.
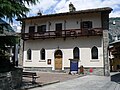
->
[27, 49, 32, 60]
[73, 47, 80, 60]
[29, 26, 35, 33]
[37, 25, 46, 33]
[40, 48, 45, 60]
[81, 21, 92, 29]
[91, 46, 98, 59]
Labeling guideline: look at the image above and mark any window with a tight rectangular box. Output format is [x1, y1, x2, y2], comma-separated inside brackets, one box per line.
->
[37, 25, 46, 33]
[56, 23, 62, 31]
[81, 21, 92, 28]
[73, 47, 79, 59]
[29, 26, 35, 33]
[41, 48, 45, 60]
[91, 46, 98, 59]
[27, 49, 31, 60]
[55, 23, 62, 36]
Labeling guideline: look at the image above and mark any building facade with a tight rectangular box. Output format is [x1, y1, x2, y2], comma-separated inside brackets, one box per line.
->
[109, 18, 120, 72]
[109, 41, 120, 72]
[20, 5, 112, 75]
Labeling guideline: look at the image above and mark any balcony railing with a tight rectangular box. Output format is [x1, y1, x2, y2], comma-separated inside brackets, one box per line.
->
[21, 28, 103, 40]
[112, 50, 120, 55]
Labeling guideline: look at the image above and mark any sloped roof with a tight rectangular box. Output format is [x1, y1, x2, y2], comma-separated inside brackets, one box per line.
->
[19, 7, 112, 21]
[110, 39, 120, 45]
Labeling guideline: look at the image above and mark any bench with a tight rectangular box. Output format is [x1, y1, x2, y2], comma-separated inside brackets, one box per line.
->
[22, 72, 39, 84]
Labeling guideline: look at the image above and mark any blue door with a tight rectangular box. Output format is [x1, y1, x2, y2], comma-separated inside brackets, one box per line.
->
[70, 60, 78, 71]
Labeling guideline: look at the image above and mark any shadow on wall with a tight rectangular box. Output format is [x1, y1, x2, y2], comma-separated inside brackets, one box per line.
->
[111, 72, 120, 84]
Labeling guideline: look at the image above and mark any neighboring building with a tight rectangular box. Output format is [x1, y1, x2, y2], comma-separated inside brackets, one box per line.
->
[109, 17, 120, 72]
[20, 3, 112, 76]
[109, 41, 120, 72]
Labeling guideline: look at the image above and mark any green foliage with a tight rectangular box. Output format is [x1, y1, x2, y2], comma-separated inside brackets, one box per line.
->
[0, 0, 39, 22]
[0, 0, 37, 72]
[0, 36, 19, 72]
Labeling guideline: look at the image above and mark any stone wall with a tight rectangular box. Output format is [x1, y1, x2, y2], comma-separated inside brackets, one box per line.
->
[24, 67, 104, 76]
[24, 67, 52, 72]
[0, 68, 22, 90]
[83, 67, 104, 76]
[18, 39, 24, 67]
[103, 30, 110, 76]
[64, 67, 104, 75]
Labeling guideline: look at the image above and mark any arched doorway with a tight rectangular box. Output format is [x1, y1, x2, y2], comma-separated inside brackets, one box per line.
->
[54, 50, 62, 70]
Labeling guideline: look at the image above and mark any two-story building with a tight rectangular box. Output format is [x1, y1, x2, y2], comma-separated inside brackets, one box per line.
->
[19, 3, 112, 76]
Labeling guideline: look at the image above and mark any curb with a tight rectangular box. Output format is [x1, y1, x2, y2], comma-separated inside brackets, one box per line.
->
[39, 80, 60, 87]
[20, 80, 60, 90]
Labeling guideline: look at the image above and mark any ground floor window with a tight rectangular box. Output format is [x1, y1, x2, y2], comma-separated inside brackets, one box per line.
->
[27, 49, 31, 60]
[41, 48, 45, 60]
[73, 47, 79, 59]
[91, 46, 98, 59]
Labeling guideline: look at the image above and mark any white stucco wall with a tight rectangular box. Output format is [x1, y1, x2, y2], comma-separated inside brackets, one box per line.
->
[24, 12, 101, 33]
[23, 36, 103, 70]
[23, 12, 104, 70]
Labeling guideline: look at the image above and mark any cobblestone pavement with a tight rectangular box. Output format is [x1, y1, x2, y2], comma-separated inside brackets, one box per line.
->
[22, 71, 81, 89]
[28, 72, 120, 90]
[36, 72, 80, 84]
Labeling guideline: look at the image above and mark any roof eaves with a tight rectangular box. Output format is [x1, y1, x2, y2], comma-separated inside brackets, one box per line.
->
[18, 7, 112, 21]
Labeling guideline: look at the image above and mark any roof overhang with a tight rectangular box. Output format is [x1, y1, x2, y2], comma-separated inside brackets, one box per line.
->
[17, 7, 113, 21]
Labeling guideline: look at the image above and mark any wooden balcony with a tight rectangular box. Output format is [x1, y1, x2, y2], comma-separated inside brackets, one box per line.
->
[21, 28, 103, 40]
[112, 50, 120, 55]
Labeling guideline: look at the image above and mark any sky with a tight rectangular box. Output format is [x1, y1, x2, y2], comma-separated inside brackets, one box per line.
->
[27, 0, 120, 17]
[13, 0, 120, 32]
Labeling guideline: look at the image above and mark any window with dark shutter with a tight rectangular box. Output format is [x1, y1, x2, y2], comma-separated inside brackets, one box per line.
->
[91, 46, 98, 59]
[37, 25, 46, 33]
[81, 21, 92, 29]
[27, 49, 31, 60]
[29, 26, 35, 33]
[41, 48, 45, 60]
[55, 23, 62, 36]
[73, 47, 80, 59]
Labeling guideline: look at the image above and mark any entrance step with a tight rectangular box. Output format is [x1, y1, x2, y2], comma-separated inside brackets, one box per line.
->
[52, 70, 66, 73]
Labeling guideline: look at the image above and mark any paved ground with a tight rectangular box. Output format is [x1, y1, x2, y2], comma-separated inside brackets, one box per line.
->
[21, 71, 81, 89]
[27, 72, 120, 90]
[36, 72, 80, 83]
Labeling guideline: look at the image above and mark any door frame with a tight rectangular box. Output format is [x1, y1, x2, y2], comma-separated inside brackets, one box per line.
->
[54, 49, 63, 70]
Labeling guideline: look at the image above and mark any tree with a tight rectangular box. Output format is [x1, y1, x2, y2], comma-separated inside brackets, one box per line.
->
[0, 0, 39, 72]
[0, 0, 39, 22]
[0, 22, 19, 72]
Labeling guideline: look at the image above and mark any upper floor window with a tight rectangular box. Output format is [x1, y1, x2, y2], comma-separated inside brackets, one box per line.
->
[55, 23, 62, 36]
[81, 21, 92, 29]
[91, 46, 98, 59]
[37, 25, 46, 33]
[41, 48, 45, 60]
[56, 23, 62, 31]
[27, 49, 31, 60]
[29, 26, 35, 33]
[73, 47, 80, 59]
